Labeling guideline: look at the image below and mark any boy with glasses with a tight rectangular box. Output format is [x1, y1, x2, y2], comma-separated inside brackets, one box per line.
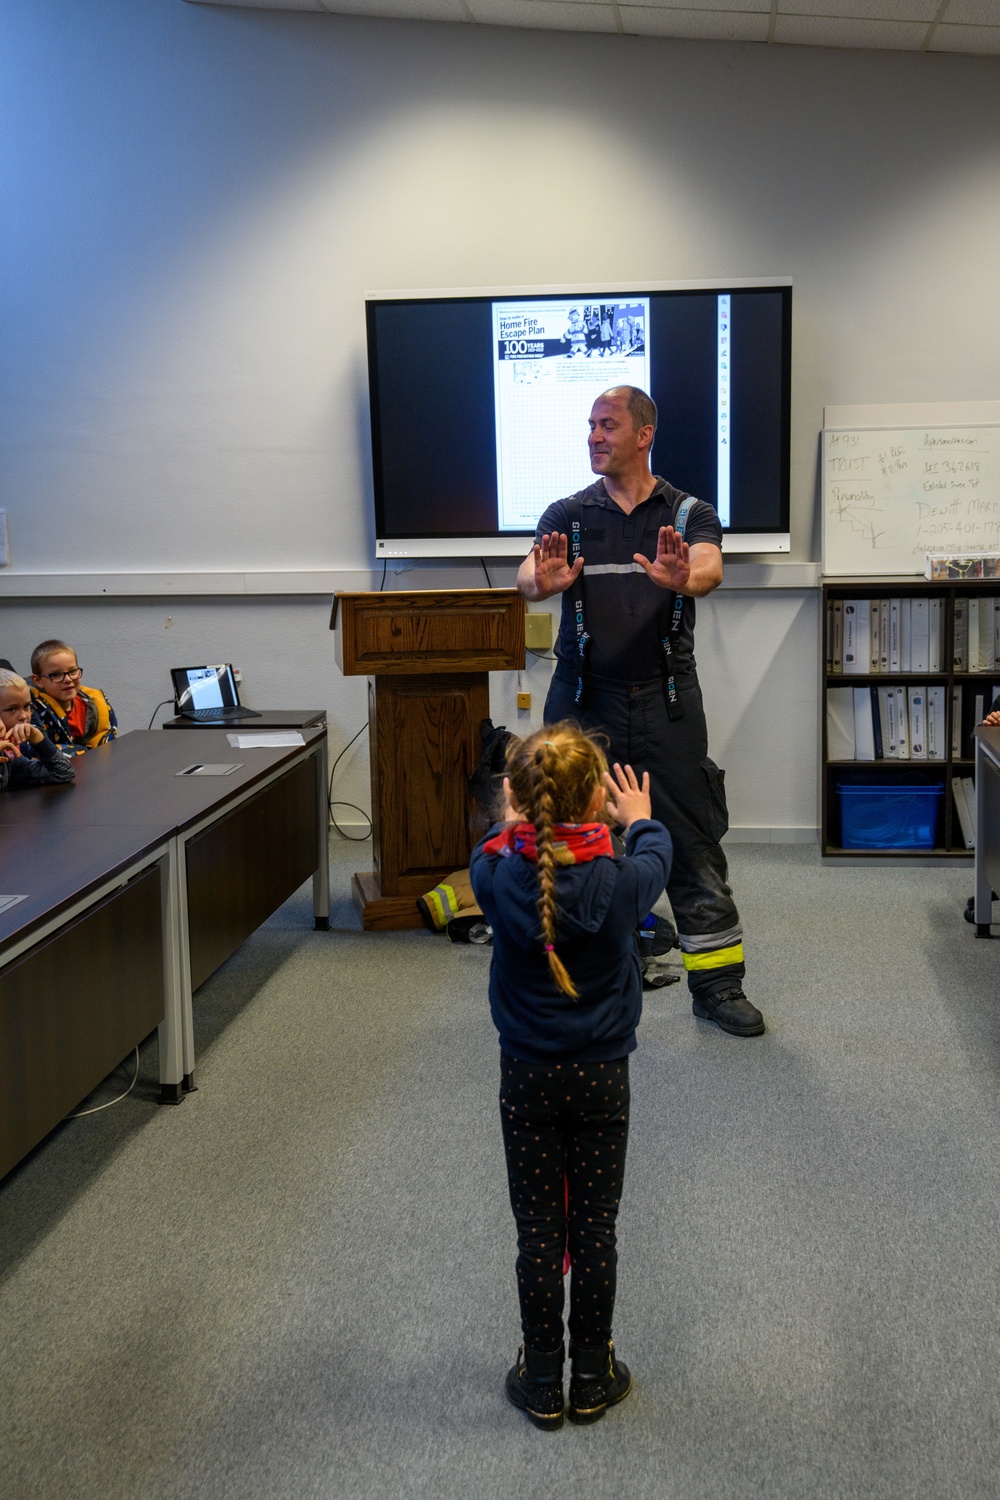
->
[29, 639, 117, 751]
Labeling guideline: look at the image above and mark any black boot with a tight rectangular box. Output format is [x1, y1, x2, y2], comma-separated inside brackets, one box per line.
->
[567, 1339, 632, 1424]
[504, 1342, 565, 1430]
[692, 985, 765, 1037]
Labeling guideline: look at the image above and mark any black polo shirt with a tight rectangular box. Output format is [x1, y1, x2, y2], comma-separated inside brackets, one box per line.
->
[535, 479, 723, 681]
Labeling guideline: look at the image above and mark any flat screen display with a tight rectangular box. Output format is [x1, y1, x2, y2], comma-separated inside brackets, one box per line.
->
[171, 665, 239, 712]
[366, 281, 791, 557]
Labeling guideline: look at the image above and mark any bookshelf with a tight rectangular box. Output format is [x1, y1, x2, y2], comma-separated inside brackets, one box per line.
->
[821, 578, 1000, 858]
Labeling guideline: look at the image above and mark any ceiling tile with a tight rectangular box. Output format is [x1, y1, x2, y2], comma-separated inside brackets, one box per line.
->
[319, 0, 470, 16]
[940, 0, 1000, 21]
[620, 0, 767, 10]
[930, 22, 1000, 49]
[620, 5, 770, 37]
[186, 0, 1000, 53]
[774, 13, 928, 45]
[468, 0, 618, 29]
[777, 0, 938, 18]
[185, 0, 328, 9]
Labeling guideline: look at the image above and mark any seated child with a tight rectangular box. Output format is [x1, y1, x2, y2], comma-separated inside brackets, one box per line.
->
[29, 639, 117, 751]
[0, 668, 76, 789]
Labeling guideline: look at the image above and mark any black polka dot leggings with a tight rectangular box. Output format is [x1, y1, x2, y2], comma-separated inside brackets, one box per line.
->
[499, 1053, 629, 1351]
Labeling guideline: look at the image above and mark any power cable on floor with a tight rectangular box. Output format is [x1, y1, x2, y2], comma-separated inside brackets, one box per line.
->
[67, 1049, 140, 1116]
[328, 724, 372, 841]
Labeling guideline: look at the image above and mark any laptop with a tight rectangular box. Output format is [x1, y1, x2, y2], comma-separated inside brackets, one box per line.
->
[170, 664, 262, 723]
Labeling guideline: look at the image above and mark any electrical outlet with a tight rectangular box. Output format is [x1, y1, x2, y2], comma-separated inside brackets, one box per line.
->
[517, 692, 531, 710]
[524, 612, 553, 651]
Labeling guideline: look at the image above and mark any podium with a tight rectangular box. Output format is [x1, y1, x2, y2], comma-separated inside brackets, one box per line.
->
[332, 589, 525, 929]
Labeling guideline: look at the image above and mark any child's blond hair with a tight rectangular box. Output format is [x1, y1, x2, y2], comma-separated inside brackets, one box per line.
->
[0, 668, 28, 696]
[504, 722, 609, 998]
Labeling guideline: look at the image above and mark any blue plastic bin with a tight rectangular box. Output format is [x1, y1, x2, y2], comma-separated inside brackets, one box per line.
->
[836, 780, 945, 850]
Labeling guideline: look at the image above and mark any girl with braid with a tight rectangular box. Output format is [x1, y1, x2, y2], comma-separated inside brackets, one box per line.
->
[470, 722, 672, 1431]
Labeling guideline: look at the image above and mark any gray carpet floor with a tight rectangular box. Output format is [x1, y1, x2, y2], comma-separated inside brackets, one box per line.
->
[2, 839, 1000, 1500]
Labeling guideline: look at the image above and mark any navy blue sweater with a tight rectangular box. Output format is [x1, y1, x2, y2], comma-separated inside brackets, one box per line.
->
[469, 819, 673, 1064]
[0, 735, 76, 792]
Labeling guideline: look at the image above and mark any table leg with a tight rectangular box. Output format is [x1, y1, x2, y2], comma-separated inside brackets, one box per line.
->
[173, 834, 197, 1088]
[975, 737, 995, 937]
[158, 842, 191, 1104]
[314, 737, 331, 931]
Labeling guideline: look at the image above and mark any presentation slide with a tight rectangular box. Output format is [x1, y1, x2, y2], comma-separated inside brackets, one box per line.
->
[493, 298, 651, 531]
[184, 668, 226, 711]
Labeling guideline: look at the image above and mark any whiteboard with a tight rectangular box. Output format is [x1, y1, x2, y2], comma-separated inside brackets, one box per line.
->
[822, 424, 1000, 577]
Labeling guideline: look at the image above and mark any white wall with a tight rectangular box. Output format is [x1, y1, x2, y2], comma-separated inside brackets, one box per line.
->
[0, 575, 817, 837]
[1, 0, 997, 830]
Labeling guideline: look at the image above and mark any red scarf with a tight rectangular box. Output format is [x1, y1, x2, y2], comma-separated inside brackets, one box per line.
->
[482, 821, 613, 863]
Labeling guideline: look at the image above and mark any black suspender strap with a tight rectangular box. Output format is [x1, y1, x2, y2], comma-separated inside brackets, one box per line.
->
[567, 498, 589, 707]
[660, 496, 695, 722]
[565, 492, 696, 715]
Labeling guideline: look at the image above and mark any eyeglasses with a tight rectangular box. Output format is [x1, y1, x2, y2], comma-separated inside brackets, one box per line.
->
[38, 667, 83, 683]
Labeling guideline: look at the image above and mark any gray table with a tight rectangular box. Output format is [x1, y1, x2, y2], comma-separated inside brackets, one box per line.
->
[974, 725, 1000, 935]
[1, 728, 330, 1149]
[162, 709, 326, 731]
[0, 823, 169, 1178]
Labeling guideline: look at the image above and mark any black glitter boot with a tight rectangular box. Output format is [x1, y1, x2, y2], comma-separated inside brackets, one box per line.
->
[504, 1342, 565, 1430]
[567, 1340, 632, 1424]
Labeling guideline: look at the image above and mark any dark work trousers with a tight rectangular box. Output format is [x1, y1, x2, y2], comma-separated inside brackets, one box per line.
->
[499, 1053, 629, 1350]
[544, 665, 746, 1002]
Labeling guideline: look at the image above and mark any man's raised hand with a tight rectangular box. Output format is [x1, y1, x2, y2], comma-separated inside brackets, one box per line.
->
[634, 525, 690, 592]
[531, 532, 584, 599]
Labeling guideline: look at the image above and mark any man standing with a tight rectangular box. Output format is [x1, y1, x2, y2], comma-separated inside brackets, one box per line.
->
[516, 385, 764, 1038]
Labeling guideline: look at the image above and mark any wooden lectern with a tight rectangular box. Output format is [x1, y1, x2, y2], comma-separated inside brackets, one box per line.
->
[332, 589, 525, 930]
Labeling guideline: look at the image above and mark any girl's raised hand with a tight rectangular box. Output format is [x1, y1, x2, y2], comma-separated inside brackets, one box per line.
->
[603, 762, 652, 828]
[500, 776, 521, 823]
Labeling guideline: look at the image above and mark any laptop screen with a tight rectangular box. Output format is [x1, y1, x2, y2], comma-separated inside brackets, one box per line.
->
[171, 665, 240, 712]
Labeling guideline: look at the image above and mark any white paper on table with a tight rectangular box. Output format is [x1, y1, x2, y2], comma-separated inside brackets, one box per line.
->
[226, 732, 306, 749]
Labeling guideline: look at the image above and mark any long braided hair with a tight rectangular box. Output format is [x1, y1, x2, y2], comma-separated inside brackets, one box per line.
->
[504, 722, 609, 998]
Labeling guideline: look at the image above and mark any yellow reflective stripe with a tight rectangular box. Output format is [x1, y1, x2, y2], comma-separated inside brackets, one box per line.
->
[424, 884, 459, 929]
[438, 884, 460, 917]
[682, 943, 744, 971]
[423, 891, 447, 928]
